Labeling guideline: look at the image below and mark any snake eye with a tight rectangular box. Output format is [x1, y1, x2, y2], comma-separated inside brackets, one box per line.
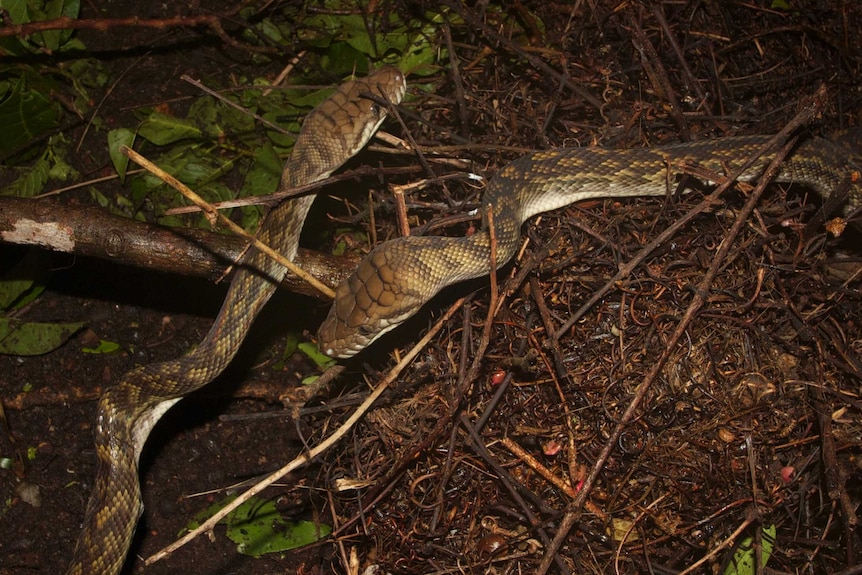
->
[369, 103, 382, 118]
[358, 324, 374, 336]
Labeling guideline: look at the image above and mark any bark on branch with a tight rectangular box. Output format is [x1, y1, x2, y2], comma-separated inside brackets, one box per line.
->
[0, 197, 361, 300]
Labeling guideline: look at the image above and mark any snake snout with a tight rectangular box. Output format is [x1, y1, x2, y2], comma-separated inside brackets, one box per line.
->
[371, 65, 407, 105]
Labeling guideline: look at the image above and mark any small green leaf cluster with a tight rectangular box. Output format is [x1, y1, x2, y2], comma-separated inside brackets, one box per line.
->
[0, 0, 81, 54]
[102, 86, 293, 232]
[297, 1, 443, 76]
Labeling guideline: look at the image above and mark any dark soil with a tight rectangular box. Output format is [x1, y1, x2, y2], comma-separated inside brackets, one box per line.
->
[2, 2, 862, 575]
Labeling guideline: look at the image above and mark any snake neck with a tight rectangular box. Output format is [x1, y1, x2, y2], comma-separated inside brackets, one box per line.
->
[460, 136, 859, 280]
[318, 133, 862, 357]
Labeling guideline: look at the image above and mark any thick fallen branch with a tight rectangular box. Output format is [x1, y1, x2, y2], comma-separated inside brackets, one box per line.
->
[0, 197, 361, 299]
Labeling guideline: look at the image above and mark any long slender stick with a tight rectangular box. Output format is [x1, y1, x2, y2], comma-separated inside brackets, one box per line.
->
[122, 146, 335, 299]
[145, 296, 466, 566]
[535, 88, 826, 575]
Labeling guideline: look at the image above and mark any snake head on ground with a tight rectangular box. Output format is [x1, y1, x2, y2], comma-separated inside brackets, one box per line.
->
[318, 238, 437, 358]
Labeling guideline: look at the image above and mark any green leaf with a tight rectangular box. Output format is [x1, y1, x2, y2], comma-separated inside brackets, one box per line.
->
[723, 524, 776, 575]
[138, 112, 202, 145]
[272, 333, 299, 372]
[299, 4, 442, 71]
[184, 495, 331, 558]
[1, 156, 50, 197]
[0, 0, 31, 24]
[0, 318, 84, 356]
[0, 273, 34, 310]
[225, 497, 331, 557]
[33, 0, 81, 52]
[45, 133, 78, 182]
[2, 134, 76, 196]
[0, 76, 60, 156]
[298, 342, 336, 371]
[0, 0, 30, 55]
[258, 18, 285, 43]
[238, 143, 282, 231]
[240, 142, 281, 197]
[187, 96, 221, 138]
[329, 227, 368, 256]
[81, 339, 121, 354]
[107, 128, 135, 181]
[0, 0, 82, 54]
[320, 42, 369, 72]
[15, 284, 46, 308]
[0, 250, 50, 309]
[88, 186, 111, 209]
[395, 14, 444, 74]
[185, 494, 239, 533]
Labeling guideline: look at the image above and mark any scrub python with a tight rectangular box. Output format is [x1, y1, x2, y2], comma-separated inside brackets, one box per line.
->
[70, 64, 860, 573]
[317, 130, 861, 357]
[66, 67, 406, 575]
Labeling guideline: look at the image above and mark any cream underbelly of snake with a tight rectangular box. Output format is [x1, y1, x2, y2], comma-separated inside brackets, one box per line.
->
[66, 66, 406, 575]
[317, 132, 861, 358]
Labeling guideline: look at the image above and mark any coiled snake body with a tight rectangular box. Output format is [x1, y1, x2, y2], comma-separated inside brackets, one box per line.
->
[67, 67, 406, 575]
[318, 133, 861, 357]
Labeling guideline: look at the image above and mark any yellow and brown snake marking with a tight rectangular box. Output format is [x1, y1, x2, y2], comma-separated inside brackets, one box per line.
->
[66, 67, 406, 575]
[318, 133, 861, 358]
[69, 65, 861, 572]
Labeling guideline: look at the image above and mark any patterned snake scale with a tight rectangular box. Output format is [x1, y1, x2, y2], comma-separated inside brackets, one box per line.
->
[66, 67, 406, 575]
[318, 132, 861, 357]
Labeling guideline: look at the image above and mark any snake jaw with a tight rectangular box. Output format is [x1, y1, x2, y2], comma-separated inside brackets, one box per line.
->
[335, 67, 406, 162]
[318, 245, 429, 358]
[319, 301, 421, 358]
